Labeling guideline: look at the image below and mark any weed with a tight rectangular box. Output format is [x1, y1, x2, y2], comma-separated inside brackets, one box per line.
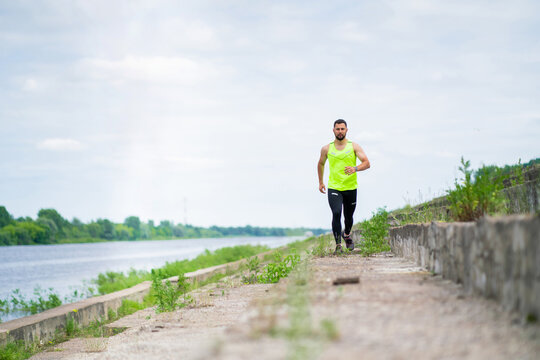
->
[242, 256, 261, 284]
[2, 287, 62, 316]
[320, 318, 340, 341]
[447, 157, 508, 221]
[80, 318, 105, 338]
[150, 271, 194, 313]
[0, 340, 39, 360]
[526, 313, 537, 324]
[83, 338, 107, 353]
[359, 208, 391, 256]
[65, 313, 79, 337]
[116, 299, 146, 318]
[107, 308, 116, 321]
[193, 292, 214, 308]
[94, 244, 269, 295]
[258, 250, 301, 284]
[310, 236, 334, 257]
[337, 286, 344, 298]
[150, 271, 181, 313]
[0, 299, 8, 314]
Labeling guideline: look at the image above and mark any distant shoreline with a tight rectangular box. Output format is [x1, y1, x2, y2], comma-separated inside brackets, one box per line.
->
[0, 233, 315, 247]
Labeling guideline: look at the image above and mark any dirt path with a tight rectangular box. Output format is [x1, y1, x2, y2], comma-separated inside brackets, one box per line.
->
[32, 253, 539, 359]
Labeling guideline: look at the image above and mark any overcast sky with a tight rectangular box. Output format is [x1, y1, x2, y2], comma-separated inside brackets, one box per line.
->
[1, 0, 539, 229]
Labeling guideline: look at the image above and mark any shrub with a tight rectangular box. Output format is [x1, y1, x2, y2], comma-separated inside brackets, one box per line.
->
[257, 250, 300, 284]
[150, 271, 192, 313]
[447, 157, 507, 221]
[242, 256, 261, 284]
[359, 208, 390, 256]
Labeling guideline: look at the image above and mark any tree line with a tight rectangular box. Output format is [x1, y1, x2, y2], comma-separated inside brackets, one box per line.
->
[0, 207, 327, 246]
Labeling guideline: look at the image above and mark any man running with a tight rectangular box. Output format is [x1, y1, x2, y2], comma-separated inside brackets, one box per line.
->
[317, 119, 370, 253]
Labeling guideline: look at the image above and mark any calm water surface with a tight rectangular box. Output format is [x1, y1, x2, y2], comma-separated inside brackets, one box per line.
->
[0, 236, 302, 322]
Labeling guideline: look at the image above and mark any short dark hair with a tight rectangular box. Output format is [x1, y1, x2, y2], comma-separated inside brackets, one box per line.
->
[334, 119, 347, 127]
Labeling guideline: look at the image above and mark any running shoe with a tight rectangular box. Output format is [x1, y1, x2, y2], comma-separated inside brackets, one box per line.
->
[342, 232, 355, 251]
[333, 243, 343, 255]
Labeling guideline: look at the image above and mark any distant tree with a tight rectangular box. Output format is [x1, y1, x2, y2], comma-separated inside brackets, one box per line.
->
[0, 223, 34, 245]
[140, 223, 150, 239]
[97, 219, 114, 240]
[160, 220, 172, 227]
[38, 209, 69, 234]
[18, 222, 49, 244]
[86, 222, 103, 238]
[158, 220, 173, 237]
[124, 216, 141, 239]
[0, 206, 13, 228]
[0, 229, 14, 245]
[36, 217, 58, 242]
[114, 224, 133, 240]
[172, 225, 185, 238]
[71, 217, 84, 229]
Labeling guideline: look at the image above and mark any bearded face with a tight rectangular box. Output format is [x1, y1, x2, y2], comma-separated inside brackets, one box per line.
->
[333, 124, 347, 141]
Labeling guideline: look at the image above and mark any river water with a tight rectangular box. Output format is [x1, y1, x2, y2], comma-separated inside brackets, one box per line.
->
[0, 236, 303, 322]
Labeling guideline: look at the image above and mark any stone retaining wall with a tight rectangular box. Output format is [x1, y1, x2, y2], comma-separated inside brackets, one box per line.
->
[388, 215, 540, 320]
[0, 250, 273, 347]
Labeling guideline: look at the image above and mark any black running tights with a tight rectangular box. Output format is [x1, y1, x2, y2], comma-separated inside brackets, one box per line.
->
[327, 189, 357, 244]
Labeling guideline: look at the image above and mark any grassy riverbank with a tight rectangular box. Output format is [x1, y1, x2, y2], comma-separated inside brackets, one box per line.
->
[0, 238, 316, 359]
[94, 244, 271, 294]
[0, 244, 272, 322]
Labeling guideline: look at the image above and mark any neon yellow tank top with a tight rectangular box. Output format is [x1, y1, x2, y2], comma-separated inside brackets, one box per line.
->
[327, 141, 357, 191]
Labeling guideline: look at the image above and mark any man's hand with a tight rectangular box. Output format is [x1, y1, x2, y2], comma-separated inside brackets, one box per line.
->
[319, 183, 326, 194]
[344, 166, 356, 175]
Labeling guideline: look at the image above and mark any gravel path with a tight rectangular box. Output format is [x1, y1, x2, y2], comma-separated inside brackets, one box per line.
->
[32, 253, 539, 359]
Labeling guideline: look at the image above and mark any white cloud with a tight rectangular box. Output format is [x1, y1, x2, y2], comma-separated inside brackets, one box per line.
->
[357, 131, 385, 142]
[436, 151, 458, 158]
[77, 55, 225, 85]
[37, 138, 84, 151]
[155, 18, 219, 50]
[22, 78, 39, 91]
[264, 57, 306, 73]
[334, 22, 371, 43]
[2, 1, 539, 227]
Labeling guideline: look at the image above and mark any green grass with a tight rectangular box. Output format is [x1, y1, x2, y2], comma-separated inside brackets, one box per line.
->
[96, 238, 318, 294]
[358, 208, 391, 256]
[447, 157, 510, 221]
[257, 250, 301, 284]
[94, 244, 270, 294]
[310, 235, 334, 257]
[388, 157, 531, 225]
[0, 341, 39, 360]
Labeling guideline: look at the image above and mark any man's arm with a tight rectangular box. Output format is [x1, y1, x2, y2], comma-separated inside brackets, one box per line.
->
[345, 143, 370, 175]
[318, 145, 329, 193]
